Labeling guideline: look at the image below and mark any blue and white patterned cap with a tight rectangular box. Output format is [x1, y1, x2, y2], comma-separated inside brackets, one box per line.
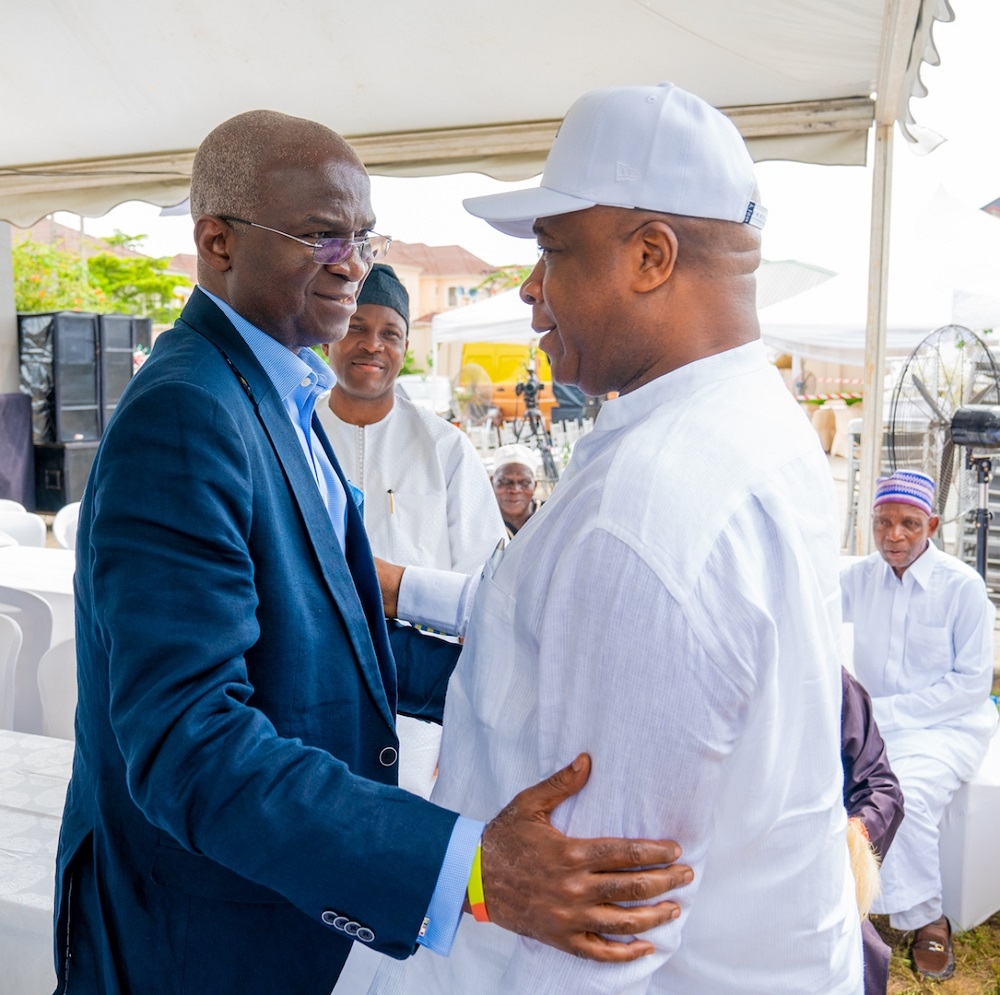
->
[873, 470, 935, 516]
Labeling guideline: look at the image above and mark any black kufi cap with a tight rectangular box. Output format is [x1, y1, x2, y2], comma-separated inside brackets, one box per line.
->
[358, 263, 409, 329]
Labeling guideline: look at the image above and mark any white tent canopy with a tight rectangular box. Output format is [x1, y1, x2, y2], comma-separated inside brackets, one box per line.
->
[760, 189, 1000, 366]
[433, 289, 536, 346]
[433, 258, 838, 350]
[759, 269, 953, 366]
[0, 0, 950, 226]
[0, 0, 956, 550]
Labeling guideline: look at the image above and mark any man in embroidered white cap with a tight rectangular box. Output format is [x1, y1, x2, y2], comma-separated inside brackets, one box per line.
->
[369, 81, 862, 994]
[842, 469, 997, 981]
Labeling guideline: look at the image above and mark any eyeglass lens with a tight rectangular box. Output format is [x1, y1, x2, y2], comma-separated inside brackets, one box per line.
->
[313, 235, 390, 266]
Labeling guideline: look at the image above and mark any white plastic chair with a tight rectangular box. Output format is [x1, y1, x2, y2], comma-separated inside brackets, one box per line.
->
[0, 499, 27, 514]
[0, 614, 22, 729]
[37, 638, 77, 740]
[0, 511, 47, 547]
[0, 585, 53, 734]
[0, 530, 18, 548]
[52, 502, 81, 550]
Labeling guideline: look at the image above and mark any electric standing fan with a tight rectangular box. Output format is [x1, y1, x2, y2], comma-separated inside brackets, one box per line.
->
[886, 325, 1000, 572]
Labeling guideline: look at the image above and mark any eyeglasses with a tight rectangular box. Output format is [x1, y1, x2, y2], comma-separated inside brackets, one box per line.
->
[494, 476, 535, 490]
[219, 216, 391, 266]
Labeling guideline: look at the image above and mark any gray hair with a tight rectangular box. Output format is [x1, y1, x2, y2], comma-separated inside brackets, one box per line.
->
[189, 109, 358, 220]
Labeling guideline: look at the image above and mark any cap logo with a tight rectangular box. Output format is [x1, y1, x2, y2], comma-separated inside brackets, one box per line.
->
[744, 202, 768, 230]
[615, 162, 640, 183]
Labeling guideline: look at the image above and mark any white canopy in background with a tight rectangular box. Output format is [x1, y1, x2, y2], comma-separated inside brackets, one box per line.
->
[759, 269, 952, 366]
[433, 259, 838, 349]
[760, 188, 1000, 366]
[0, 0, 950, 226]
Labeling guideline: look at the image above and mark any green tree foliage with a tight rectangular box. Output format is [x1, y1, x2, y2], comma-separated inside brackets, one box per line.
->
[399, 348, 423, 375]
[13, 231, 192, 323]
[476, 264, 533, 294]
[12, 239, 105, 312]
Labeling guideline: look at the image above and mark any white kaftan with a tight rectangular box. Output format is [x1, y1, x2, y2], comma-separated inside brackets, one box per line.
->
[369, 340, 862, 995]
[841, 545, 997, 924]
[316, 392, 505, 576]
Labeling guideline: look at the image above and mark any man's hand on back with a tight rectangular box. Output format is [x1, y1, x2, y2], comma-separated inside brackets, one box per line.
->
[480, 753, 692, 961]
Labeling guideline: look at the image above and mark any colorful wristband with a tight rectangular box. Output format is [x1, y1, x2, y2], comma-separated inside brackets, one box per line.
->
[467, 842, 490, 922]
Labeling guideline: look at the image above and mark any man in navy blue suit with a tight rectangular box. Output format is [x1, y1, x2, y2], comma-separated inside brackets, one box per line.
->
[52, 109, 690, 994]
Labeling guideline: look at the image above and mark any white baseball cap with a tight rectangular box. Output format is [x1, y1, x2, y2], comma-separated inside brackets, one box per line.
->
[464, 82, 766, 238]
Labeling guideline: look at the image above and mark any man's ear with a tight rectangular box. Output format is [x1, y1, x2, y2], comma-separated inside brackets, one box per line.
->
[194, 215, 233, 273]
[927, 514, 941, 538]
[629, 220, 678, 293]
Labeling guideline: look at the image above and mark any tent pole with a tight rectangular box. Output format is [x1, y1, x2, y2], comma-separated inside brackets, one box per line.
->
[856, 122, 894, 553]
[0, 222, 17, 394]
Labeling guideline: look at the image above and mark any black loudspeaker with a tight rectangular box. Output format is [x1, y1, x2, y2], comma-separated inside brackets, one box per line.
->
[98, 314, 138, 428]
[33, 442, 98, 512]
[18, 311, 102, 443]
[0, 392, 34, 507]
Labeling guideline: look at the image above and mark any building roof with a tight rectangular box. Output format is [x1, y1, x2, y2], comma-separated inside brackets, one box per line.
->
[386, 241, 491, 277]
[13, 216, 147, 259]
[169, 253, 198, 281]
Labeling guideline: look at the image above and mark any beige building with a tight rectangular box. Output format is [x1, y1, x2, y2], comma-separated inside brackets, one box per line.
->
[372, 241, 494, 372]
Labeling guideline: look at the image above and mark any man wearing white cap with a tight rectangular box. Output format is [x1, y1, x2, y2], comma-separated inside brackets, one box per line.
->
[842, 469, 997, 980]
[490, 443, 541, 537]
[370, 82, 862, 994]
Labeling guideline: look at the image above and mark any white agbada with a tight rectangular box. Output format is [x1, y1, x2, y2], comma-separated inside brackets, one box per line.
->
[841, 544, 997, 923]
[316, 391, 505, 576]
[369, 341, 862, 995]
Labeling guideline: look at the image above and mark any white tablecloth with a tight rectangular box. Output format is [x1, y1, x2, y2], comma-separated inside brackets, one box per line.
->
[0, 546, 76, 647]
[0, 729, 72, 994]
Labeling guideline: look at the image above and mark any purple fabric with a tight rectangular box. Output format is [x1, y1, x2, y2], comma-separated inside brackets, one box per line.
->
[873, 469, 935, 517]
[841, 667, 905, 995]
[841, 668, 905, 857]
[861, 920, 890, 995]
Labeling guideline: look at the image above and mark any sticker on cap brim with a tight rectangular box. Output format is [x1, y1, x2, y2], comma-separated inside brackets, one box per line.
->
[743, 202, 768, 229]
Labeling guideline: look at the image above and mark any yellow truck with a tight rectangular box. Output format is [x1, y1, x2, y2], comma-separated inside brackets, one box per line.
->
[458, 342, 556, 426]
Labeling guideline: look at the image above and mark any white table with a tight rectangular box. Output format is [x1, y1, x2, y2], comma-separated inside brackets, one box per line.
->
[0, 729, 72, 994]
[0, 546, 76, 646]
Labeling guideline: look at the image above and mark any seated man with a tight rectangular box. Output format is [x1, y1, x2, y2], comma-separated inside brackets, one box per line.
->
[316, 263, 506, 799]
[842, 469, 998, 980]
[490, 443, 541, 538]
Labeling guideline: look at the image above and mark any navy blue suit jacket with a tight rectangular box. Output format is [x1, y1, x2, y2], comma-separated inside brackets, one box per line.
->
[54, 289, 462, 994]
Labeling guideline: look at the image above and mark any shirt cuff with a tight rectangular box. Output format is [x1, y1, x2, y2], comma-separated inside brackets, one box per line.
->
[416, 815, 485, 955]
[398, 566, 478, 637]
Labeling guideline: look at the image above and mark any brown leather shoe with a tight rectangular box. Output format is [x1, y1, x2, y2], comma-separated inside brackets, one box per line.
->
[911, 916, 955, 980]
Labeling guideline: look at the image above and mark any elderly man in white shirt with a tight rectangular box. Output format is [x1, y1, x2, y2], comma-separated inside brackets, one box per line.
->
[842, 469, 998, 981]
[368, 82, 862, 995]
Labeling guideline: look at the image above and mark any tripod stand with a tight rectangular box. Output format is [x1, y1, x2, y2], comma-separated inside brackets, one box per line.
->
[967, 450, 993, 581]
[514, 366, 560, 485]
